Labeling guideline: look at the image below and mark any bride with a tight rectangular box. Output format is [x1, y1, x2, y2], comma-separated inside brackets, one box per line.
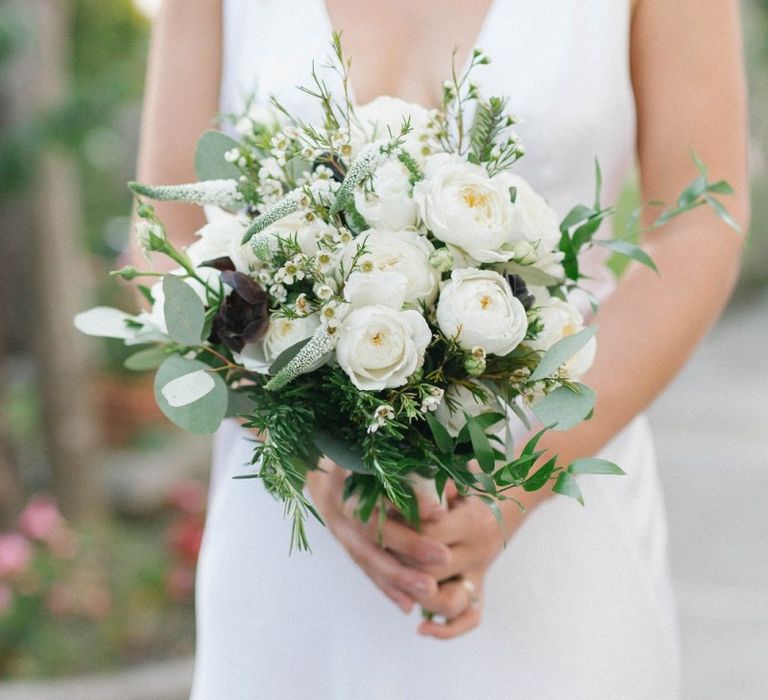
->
[133, 1, 748, 697]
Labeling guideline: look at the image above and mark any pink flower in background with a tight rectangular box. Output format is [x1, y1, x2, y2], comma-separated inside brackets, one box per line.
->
[0, 583, 13, 614]
[0, 534, 32, 578]
[18, 495, 64, 542]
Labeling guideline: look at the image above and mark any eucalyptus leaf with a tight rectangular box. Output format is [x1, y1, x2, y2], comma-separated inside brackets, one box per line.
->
[532, 383, 596, 431]
[124, 346, 167, 371]
[568, 458, 625, 476]
[553, 471, 584, 504]
[74, 306, 137, 339]
[162, 274, 206, 346]
[161, 369, 216, 407]
[154, 355, 228, 434]
[195, 130, 242, 181]
[313, 430, 371, 474]
[530, 326, 598, 381]
[594, 239, 658, 273]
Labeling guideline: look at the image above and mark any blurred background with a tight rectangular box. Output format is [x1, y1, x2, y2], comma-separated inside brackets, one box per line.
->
[0, 1, 765, 698]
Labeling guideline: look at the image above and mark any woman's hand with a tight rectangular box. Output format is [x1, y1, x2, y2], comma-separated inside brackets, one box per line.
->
[306, 459, 453, 614]
[409, 495, 527, 639]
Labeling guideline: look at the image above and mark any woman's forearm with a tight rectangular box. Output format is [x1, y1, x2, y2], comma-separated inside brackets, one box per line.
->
[532, 208, 745, 479]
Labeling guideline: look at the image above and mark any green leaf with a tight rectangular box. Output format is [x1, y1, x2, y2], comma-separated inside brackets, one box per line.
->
[313, 430, 372, 474]
[225, 388, 257, 418]
[559, 205, 594, 233]
[503, 261, 561, 288]
[162, 274, 206, 346]
[154, 355, 228, 435]
[553, 471, 584, 504]
[568, 458, 625, 476]
[496, 452, 539, 485]
[268, 337, 311, 375]
[124, 346, 167, 371]
[530, 326, 598, 381]
[522, 426, 550, 457]
[455, 412, 505, 444]
[706, 180, 734, 195]
[195, 130, 241, 181]
[466, 414, 495, 474]
[594, 239, 658, 273]
[677, 175, 707, 209]
[532, 383, 596, 431]
[593, 158, 603, 210]
[478, 495, 506, 533]
[425, 412, 454, 454]
[523, 456, 557, 491]
[705, 195, 742, 233]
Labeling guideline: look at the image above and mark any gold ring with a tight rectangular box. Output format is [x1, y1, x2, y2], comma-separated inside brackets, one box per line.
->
[461, 578, 481, 609]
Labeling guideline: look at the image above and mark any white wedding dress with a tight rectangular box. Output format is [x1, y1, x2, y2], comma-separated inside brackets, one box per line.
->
[192, 1, 681, 698]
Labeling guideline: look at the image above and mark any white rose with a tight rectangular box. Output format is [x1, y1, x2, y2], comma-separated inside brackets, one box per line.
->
[344, 270, 408, 311]
[434, 383, 503, 437]
[436, 268, 528, 356]
[261, 210, 334, 256]
[351, 96, 439, 161]
[413, 154, 515, 263]
[341, 228, 439, 305]
[186, 210, 255, 272]
[529, 288, 596, 379]
[235, 313, 320, 374]
[336, 305, 432, 391]
[353, 159, 418, 230]
[495, 172, 562, 250]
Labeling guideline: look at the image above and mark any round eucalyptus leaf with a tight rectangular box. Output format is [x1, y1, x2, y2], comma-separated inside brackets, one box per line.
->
[195, 130, 242, 181]
[154, 355, 228, 435]
[162, 274, 206, 346]
[532, 383, 596, 431]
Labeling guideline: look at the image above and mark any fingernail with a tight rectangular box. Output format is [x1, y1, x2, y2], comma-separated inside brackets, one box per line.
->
[407, 579, 431, 596]
[425, 547, 450, 564]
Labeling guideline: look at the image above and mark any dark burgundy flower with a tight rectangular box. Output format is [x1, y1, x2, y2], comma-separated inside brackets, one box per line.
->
[506, 274, 536, 311]
[210, 271, 269, 353]
[200, 256, 236, 272]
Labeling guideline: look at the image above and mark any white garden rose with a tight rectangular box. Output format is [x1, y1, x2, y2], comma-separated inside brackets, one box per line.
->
[351, 96, 439, 161]
[344, 270, 407, 311]
[434, 383, 503, 437]
[186, 210, 255, 272]
[261, 210, 334, 256]
[413, 154, 515, 263]
[529, 288, 597, 379]
[235, 313, 321, 374]
[436, 268, 528, 356]
[341, 228, 439, 304]
[495, 172, 562, 250]
[353, 159, 418, 230]
[336, 305, 432, 391]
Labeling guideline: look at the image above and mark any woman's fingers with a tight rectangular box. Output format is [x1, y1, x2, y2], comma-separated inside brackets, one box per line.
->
[335, 519, 438, 602]
[415, 577, 473, 620]
[418, 574, 484, 640]
[418, 604, 482, 639]
[368, 514, 452, 568]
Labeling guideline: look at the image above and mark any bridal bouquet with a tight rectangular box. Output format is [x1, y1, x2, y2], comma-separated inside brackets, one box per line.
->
[76, 37, 736, 550]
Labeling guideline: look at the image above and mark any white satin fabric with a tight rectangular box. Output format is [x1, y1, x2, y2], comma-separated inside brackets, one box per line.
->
[192, 1, 681, 697]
